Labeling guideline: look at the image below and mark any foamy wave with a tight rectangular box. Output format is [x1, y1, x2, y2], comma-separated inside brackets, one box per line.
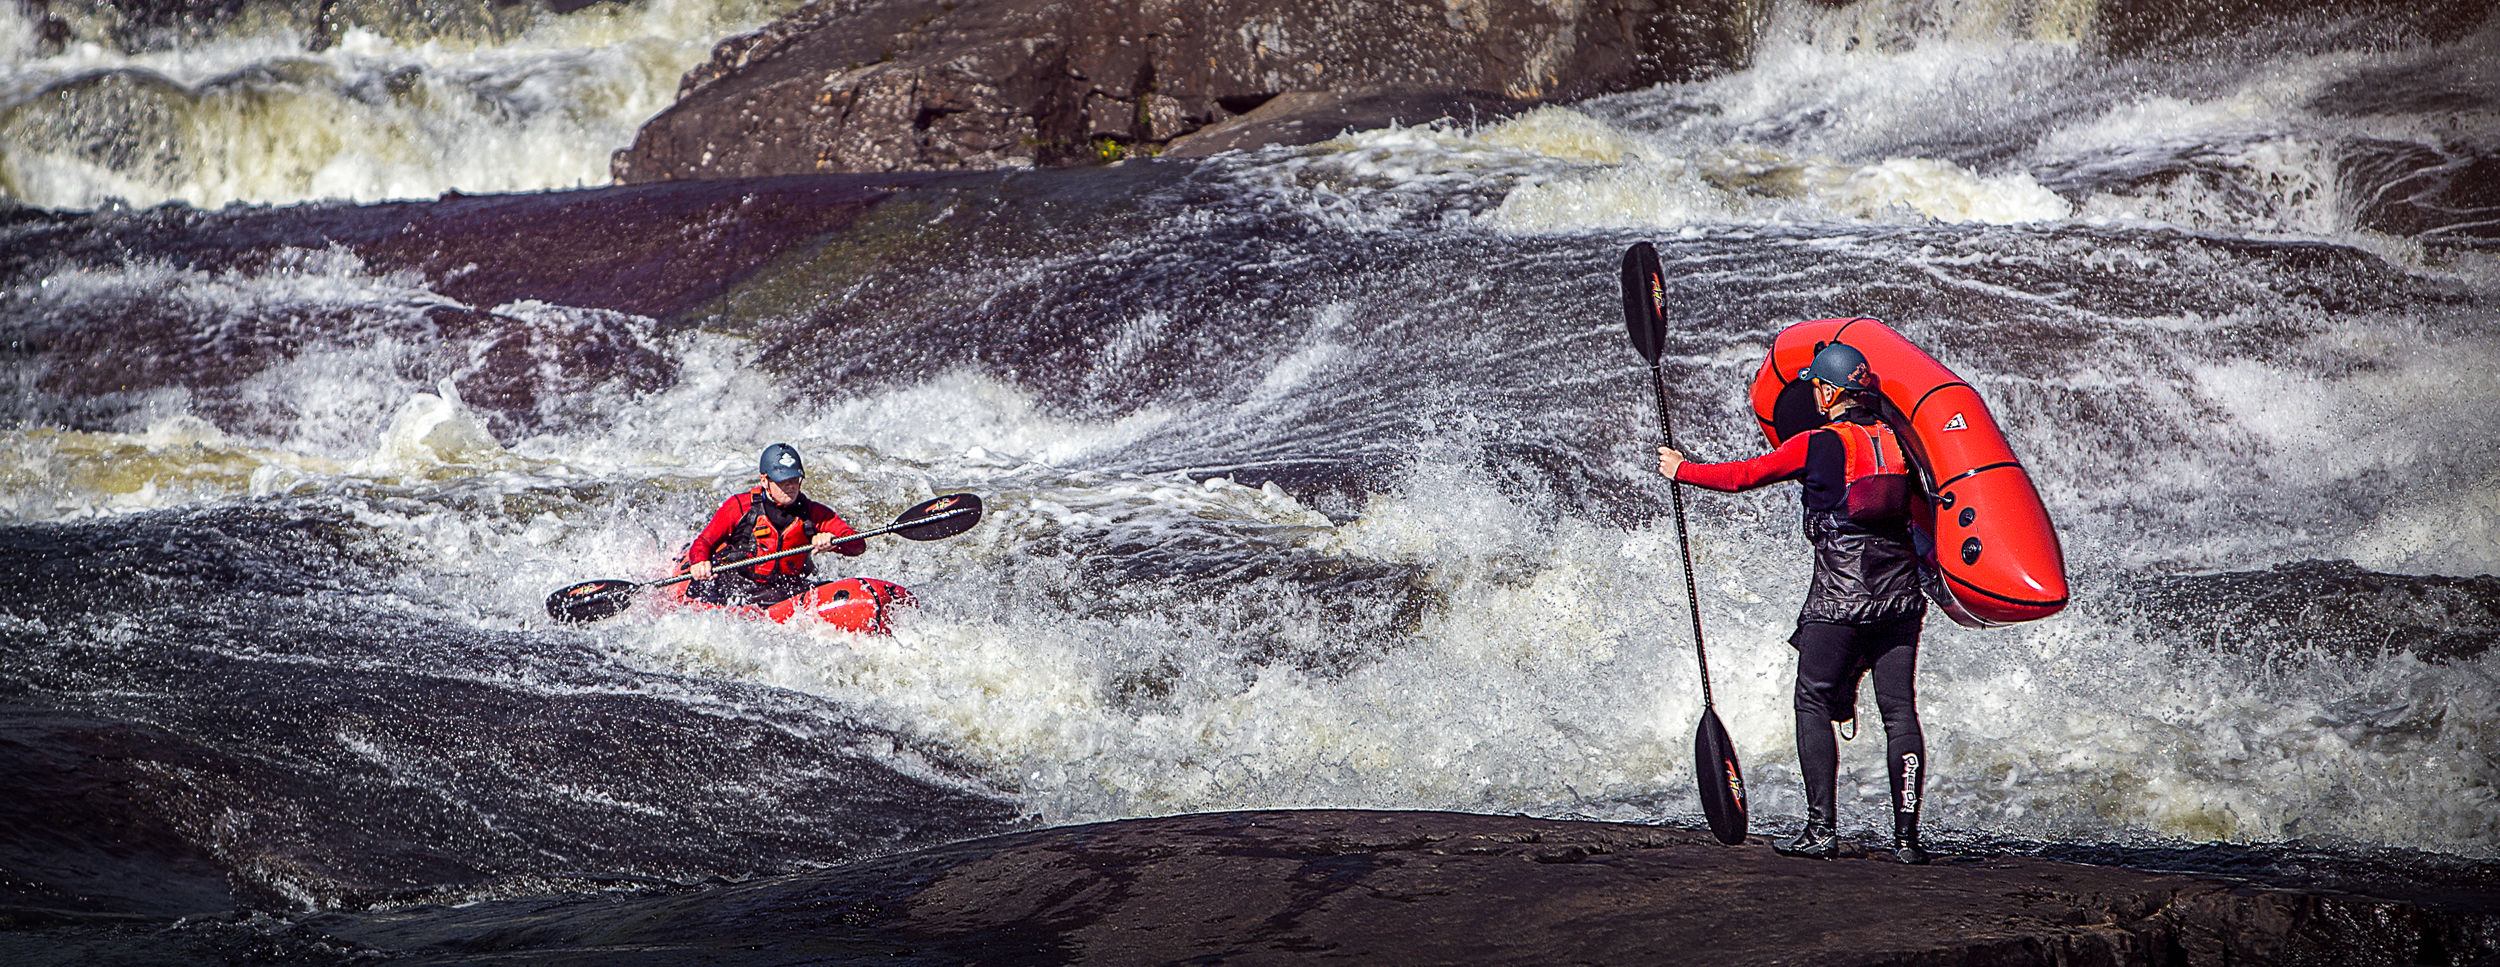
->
[1275, 106, 2073, 233]
[0, 420, 344, 521]
[1488, 143, 2071, 232]
[589, 425, 2500, 857]
[0, 0, 799, 209]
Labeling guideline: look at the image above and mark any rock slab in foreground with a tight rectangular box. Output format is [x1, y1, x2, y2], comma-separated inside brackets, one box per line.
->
[328, 810, 2498, 966]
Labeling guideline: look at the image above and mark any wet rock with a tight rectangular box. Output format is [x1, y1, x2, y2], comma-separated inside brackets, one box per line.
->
[2127, 560, 2500, 666]
[2087, 0, 2493, 59]
[319, 810, 2500, 966]
[611, 0, 1764, 182]
[1162, 88, 1531, 158]
[2334, 139, 2500, 242]
[0, 711, 265, 924]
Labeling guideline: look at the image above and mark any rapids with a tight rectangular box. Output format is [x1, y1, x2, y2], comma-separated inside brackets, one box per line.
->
[3, 0, 2498, 953]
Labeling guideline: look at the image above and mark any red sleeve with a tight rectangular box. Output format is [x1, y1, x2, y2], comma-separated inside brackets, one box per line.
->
[809, 503, 866, 557]
[686, 493, 750, 563]
[1673, 430, 1817, 493]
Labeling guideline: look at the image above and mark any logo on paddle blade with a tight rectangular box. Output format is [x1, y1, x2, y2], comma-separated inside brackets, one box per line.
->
[926, 496, 961, 512]
[1942, 414, 1967, 432]
[1725, 760, 1746, 809]
[1648, 274, 1665, 315]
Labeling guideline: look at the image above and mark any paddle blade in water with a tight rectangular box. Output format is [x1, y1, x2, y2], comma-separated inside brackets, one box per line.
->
[893, 493, 983, 540]
[1621, 242, 1668, 364]
[546, 579, 641, 624]
[1695, 707, 1749, 846]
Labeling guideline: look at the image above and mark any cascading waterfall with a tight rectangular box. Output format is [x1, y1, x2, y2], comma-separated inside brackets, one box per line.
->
[0, 0, 802, 209]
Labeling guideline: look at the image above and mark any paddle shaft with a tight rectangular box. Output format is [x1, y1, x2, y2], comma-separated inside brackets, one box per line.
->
[649, 506, 975, 590]
[1649, 361, 1719, 710]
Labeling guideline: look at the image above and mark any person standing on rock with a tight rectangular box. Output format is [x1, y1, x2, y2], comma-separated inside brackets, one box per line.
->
[1655, 343, 1931, 864]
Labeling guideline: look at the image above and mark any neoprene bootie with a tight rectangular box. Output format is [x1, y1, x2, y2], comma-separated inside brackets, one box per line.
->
[1892, 818, 1929, 865]
[1774, 823, 1839, 859]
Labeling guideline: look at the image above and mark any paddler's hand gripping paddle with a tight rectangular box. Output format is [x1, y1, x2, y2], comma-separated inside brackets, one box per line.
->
[1621, 242, 1750, 846]
[544, 493, 984, 624]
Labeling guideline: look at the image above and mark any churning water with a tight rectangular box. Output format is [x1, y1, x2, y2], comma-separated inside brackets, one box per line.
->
[3, 0, 2498, 951]
[0, 0, 802, 209]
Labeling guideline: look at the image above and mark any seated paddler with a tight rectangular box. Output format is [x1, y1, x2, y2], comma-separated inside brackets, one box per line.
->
[682, 443, 866, 607]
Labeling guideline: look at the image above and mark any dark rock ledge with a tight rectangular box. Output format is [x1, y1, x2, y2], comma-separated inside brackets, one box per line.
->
[321, 810, 2500, 966]
[610, 0, 1761, 183]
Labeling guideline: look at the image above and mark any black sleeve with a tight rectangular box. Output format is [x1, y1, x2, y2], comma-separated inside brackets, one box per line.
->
[1799, 429, 1848, 514]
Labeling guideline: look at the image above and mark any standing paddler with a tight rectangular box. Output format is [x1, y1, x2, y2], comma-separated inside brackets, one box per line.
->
[1655, 342, 1932, 864]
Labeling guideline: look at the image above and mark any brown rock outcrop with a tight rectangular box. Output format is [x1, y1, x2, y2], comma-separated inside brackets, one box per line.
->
[610, 0, 1765, 182]
[327, 810, 2500, 966]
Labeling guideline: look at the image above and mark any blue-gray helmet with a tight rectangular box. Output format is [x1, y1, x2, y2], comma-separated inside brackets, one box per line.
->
[759, 442, 805, 482]
[1800, 343, 1875, 392]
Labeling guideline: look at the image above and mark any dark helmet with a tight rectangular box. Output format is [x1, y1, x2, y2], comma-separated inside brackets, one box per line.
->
[1800, 343, 1875, 393]
[759, 442, 805, 482]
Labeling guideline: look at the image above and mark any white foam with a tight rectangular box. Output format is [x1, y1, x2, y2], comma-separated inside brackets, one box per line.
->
[604, 452, 1778, 822]
[351, 382, 514, 476]
[1834, 157, 2072, 224]
[8, 301, 2498, 856]
[1247, 19, 2100, 234]
[571, 416, 2500, 858]
[1219, 0, 2499, 245]
[0, 0, 800, 209]
[0, 418, 345, 521]
[2183, 323, 2500, 577]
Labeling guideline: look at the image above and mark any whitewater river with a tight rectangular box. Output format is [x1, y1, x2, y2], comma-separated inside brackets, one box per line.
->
[4, 0, 2497, 957]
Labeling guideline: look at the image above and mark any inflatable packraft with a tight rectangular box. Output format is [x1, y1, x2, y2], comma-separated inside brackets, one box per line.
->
[660, 571, 914, 634]
[1749, 318, 2068, 626]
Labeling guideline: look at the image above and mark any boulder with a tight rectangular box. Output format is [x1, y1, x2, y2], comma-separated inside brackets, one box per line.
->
[611, 0, 1763, 181]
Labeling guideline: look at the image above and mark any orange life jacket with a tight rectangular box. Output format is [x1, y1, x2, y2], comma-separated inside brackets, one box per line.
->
[726, 487, 819, 580]
[1800, 415, 1927, 624]
[1829, 418, 1912, 525]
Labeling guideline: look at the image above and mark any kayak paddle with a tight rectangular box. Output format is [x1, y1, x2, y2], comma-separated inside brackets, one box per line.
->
[1622, 241, 1750, 846]
[544, 492, 984, 624]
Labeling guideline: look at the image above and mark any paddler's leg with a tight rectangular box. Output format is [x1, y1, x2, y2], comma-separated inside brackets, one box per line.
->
[747, 576, 814, 608]
[1866, 613, 1929, 864]
[691, 575, 776, 608]
[1778, 621, 1855, 858]
[686, 575, 735, 605]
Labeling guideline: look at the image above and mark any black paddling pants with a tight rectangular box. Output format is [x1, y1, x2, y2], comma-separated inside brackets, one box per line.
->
[1790, 613, 1926, 833]
[686, 574, 814, 608]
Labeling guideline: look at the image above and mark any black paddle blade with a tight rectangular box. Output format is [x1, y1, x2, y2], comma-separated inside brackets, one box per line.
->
[545, 579, 642, 624]
[1695, 707, 1750, 846]
[893, 493, 983, 540]
[1620, 241, 1668, 363]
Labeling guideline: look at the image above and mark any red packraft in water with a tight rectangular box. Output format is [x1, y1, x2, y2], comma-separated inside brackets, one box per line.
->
[659, 571, 915, 634]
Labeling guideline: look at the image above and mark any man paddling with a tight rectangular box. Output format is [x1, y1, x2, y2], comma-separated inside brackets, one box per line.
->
[682, 443, 866, 607]
[1656, 343, 1931, 864]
